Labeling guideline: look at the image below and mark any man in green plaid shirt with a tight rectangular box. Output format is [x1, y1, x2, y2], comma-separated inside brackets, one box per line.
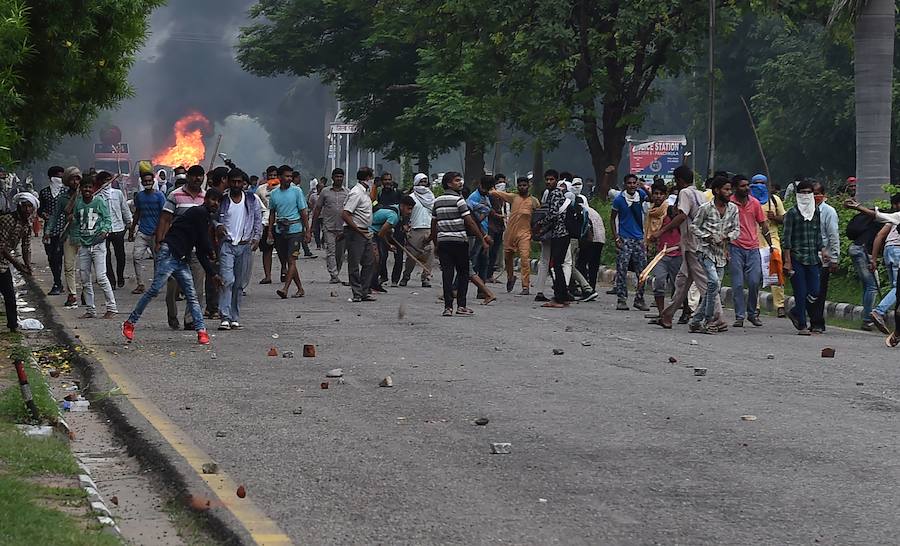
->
[782, 180, 823, 335]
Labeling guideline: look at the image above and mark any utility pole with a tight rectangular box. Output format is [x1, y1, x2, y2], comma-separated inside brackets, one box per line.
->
[706, 0, 716, 177]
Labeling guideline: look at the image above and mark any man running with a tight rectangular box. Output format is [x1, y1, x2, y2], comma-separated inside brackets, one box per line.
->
[123, 188, 224, 345]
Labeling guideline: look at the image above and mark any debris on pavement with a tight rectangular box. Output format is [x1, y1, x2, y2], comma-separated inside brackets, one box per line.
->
[201, 463, 218, 474]
[741, 415, 757, 421]
[272, 333, 279, 339]
[267, 347, 278, 357]
[693, 367, 707, 376]
[282, 351, 294, 358]
[490, 442, 511, 454]
[581, 341, 592, 347]
[188, 495, 212, 512]
[396, 417, 407, 424]
[49, 368, 60, 377]
[110, 496, 119, 506]
[379, 376, 394, 387]
[668, 356, 678, 363]
[292, 407, 303, 415]
[565, 326, 573, 332]
[538, 498, 548, 503]
[856, 382, 864, 386]
[474, 417, 489, 426]
[398, 303, 406, 319]
[766, 354, 775, 359]
[552, 349, 565, 355]
[326, 368, 344, 378]
[236, 485, 246, 498]
[303, 344, 316, 357]
[320, 382, 329, 389]
[690, 339, 698, 346]
[821, 347, 835, 358]
[330, 291, 338, 297]
[215, 431, 227, 438]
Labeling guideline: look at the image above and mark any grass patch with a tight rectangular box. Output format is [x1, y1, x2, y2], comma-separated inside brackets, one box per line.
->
[0, 423, 79, 476]
[0, 337, 59, 424]
[163, 498, 220, 546]
[0, 476, 120, 546]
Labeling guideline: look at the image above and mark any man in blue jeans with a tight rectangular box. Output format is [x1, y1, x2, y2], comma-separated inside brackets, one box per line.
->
[868, 195, 900, 333]
[122, 187, 223, 345]
[808, 182, 841, 333]
[689, 176, 740, 334]
[782, 181, 823, 335]
[844, 197, 889, 331]
[215, 168, 262, 330]
[728, 174, 773, 327]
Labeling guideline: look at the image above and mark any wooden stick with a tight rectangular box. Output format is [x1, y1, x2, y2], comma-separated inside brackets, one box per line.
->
[390, 236, 430, 274]
[208, 134, 222, 173]
[638, 244, 669, 285]
[740, 96, 772, 193]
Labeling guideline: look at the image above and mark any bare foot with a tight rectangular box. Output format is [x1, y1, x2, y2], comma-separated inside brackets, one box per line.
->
[541, 301, 566, 308]
[482, 294, 497, 305]
[276, 289, 288, 299]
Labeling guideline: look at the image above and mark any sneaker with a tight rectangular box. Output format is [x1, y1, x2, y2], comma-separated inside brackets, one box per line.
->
[372, 285, 388, 293]
[122, 321, 135, 341]
[361, 295, 377, 302]
[886, 332, 900, 347]
[787, 309, 802, 331]
[399, 279, 408, 287]
[64, 295, 78, 309]
[132, 285, 145, 295]
[519, 288, 530, 296]
[689, 322, 716, 335]
[616, 300, 629, 311]
[197, 330, 210, 345]
[102, 311, 117, 320]
[861, 322, 873, 332]
[168, 317, 180, 330]
[442, 308, 453, 317]
[870, 311, 890, 334]
[534, 293, 549, 302]
[733, 319, 744, 328]
[352, 295, 362, 303]
[605, 288, 617, 295]
[632, 299, 650, 312]
[797, 329, 811, 336]
[218, 320, 231, 331]
[391, 282, 399, 287]
[330, 277, 341, 284]
[677, 313, 690, 325]
[506, 275, 517, 293]
[230, 322, 242, 330]
[748, 315, 763, 327]
[456, 307, 474, 316]
[48, 286, 61, 296]
[304, 253, 318, 259]
[581, 291, 599, 302]
[776, 307, 786, 318]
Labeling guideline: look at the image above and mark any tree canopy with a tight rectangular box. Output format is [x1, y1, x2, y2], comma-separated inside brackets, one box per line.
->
[0, 0, 163, 166]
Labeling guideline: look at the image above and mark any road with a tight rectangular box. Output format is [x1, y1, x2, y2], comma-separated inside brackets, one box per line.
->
[28, 248, 900, 545]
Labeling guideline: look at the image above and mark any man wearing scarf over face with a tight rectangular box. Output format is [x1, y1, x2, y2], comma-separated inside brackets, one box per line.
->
[38, 166, 66, 295]
[0, 193, 36, 331]
[782, 180, 823, 335]
[399, 173, 435, 287]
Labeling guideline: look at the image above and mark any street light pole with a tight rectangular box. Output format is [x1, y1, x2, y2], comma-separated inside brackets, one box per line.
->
[706, 0, 716, 177]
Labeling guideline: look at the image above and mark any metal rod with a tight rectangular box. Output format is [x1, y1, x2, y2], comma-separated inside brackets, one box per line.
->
[208, 134, 222, 172]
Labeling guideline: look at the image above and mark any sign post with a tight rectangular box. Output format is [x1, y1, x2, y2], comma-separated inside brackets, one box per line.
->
[627, 135, 687, 183]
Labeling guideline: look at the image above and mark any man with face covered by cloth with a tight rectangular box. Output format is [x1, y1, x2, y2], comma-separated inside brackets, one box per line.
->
[0, 193, 36, 331]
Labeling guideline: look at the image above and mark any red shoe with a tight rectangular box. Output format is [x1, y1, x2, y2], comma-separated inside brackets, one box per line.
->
[197, 329, 210, 345]
[122, 320, 135, 341]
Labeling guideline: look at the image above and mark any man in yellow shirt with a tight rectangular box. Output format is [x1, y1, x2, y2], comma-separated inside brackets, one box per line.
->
[750, 175, 786, 317]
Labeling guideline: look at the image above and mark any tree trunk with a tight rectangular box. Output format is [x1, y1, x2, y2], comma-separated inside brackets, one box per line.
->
[464, 141, 485, 186]
[532, 140, 544, 196]
[417, 153, 430, 175]
[854, 0, 894, 203]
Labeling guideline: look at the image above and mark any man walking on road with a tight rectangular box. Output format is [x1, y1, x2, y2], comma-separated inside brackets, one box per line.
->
[99, 172, 132, 290]
[0, 193, 35, 331]
[123, 188, 224, 346]
[157, 165, 206, 330]
[129, 170, 166, 294]
[54, 167, 82, 308]
[255, 166, 278, 284]
[808, 181, 840, 333]
[729, 174, 773, 327]
[313, 168, 349, 284]
[400, 173, 434, 288]
[490, 176, 539, 295]
[610, 173, 649, 311]
[689, 176, 740, 334]
[342, 167, 377, 302]
[37, 166, 65, 295]
[216, 168, 262, 330]
[782, 180, 823, 336]
[292, 171, 317, 259]
[73, 177, 117, 319]
[267, 165, 311, 299]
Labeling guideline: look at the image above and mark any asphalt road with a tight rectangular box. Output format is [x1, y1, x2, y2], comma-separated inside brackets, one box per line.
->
[28, 247, 900, 545]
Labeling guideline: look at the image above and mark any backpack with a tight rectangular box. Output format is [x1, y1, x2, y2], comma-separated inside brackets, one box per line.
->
[845, 212, 872, 242]
[564, 197, 590, 239]
[531, 204, 552, 241]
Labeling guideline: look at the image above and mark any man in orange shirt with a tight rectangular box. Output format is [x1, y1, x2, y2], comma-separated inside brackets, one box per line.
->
[490, 176, 539, 295]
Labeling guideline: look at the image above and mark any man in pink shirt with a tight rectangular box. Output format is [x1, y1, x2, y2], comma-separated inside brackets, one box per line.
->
[729, 174, 773, 327]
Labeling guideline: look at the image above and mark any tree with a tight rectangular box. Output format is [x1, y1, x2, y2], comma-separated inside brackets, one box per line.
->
[0, 0, 163, 166]
[237, 0, 467, 173]
[831, 0, 896, 202]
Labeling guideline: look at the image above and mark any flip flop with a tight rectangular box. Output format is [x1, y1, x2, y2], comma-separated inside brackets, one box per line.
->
[276, 289, 288, 299]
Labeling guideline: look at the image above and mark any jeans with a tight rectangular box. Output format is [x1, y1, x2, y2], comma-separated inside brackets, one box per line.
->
[651, 254, 682, 298]
[576, 241, 604, 290]
[166, 254, 205, 326]
[662, 251, 723, 322]
[374, 236, 404, 286]
[550, 237, 571, 303]
[43, 235, 64, 288]
[614, 238, 647, 302]
[78, 243, 117, 315]
[809, 267, 831, 331]
[345, 228, 375, 299]
[874, 246, 900, 315]
[1, 269, 17, 330]
[129, 244, 204, 331]
[218, 243, 251, 323]
[848, 243, 877, 320]
[488, 230, 504, 279]
[105, 230, 126, 286]
[132, 231, 156, 286]
[468, 236, 490, 281]
[536, 241, 572, 292]
[691, 255, 722, 325]
[729, 245, 763, 320]
[323, 230, 345, 281]
[437, 240, 469, 308]
[567, 239, 593, 294]
[788, 255, 821, 330]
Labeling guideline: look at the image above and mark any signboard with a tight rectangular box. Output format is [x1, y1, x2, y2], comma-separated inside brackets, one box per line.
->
[328, 143, 337, 159]
[330, 123, 358, 134]
[628, 135, 686, 182]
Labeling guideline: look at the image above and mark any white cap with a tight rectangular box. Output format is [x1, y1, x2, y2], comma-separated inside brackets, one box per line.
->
[413, 173, 429, 186]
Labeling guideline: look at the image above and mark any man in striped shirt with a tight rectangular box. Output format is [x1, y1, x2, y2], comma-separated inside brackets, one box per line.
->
[156, 165, 207, 330]
[431, 172, 492, 316]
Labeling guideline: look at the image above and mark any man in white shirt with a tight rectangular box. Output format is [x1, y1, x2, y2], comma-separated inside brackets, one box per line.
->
[400, 173, 434, 288]
[341, 167, 376, 302]
[100, 173, 133, 289]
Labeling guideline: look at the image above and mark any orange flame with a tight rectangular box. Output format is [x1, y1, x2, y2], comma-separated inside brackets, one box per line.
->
[152, 112, 211, 167]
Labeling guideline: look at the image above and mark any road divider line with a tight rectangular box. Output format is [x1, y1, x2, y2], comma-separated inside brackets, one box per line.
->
[58, 316, 292, 545]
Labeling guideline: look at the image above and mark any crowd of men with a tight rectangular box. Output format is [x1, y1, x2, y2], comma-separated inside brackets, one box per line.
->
[2, 159, 899, 347]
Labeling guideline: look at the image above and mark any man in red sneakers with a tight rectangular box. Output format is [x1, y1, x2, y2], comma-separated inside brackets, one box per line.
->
[122, 174, 223, 345]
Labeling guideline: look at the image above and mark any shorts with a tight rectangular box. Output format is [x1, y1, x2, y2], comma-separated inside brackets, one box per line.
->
[275, 232, 302, 264]
[260, 226, 273, 252]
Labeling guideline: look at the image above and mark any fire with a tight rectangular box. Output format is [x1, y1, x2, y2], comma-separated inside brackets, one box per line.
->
[152, 112, 211, 167]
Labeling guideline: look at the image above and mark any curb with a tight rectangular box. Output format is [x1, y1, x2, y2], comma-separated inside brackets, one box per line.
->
[23, 277, 246, 546]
